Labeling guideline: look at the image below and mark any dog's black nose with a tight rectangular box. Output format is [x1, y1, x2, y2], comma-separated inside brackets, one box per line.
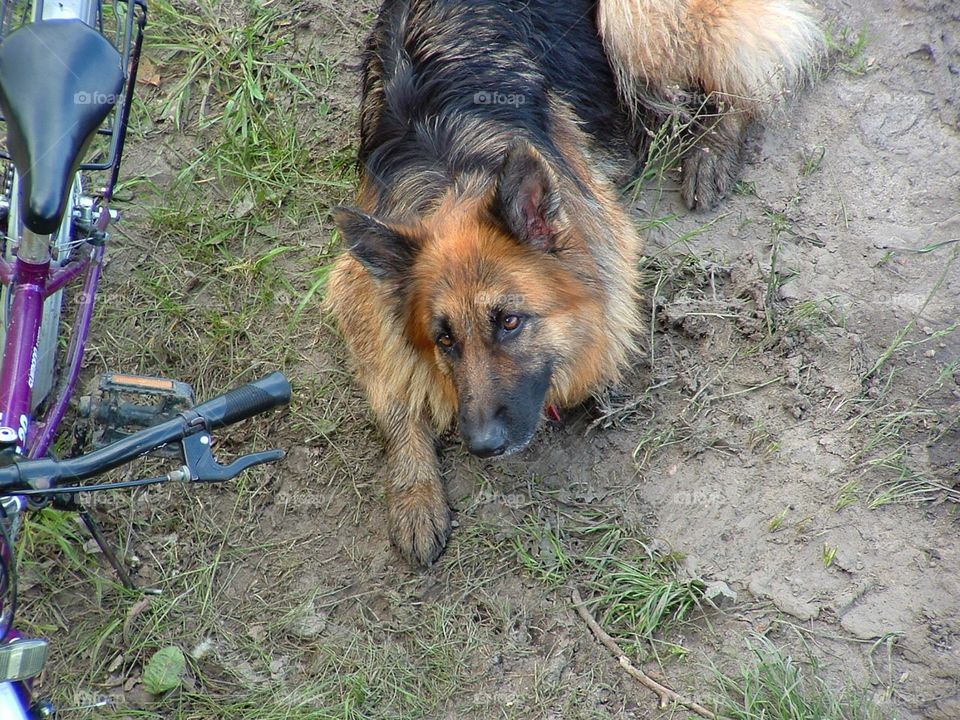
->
[462, 422, 508, 458]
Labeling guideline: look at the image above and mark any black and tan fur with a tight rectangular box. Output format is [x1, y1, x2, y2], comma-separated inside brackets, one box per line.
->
[327, 0, 821, 565]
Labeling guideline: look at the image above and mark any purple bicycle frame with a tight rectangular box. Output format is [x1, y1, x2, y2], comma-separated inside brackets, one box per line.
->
[0, 241, 103, 713]
[0, 239, 105, 460]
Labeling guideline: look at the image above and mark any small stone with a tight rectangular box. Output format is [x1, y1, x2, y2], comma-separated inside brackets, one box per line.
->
[749, 575, 820, 621]
[774, 594, 819, 621]
[106, 654, 124, 673]
[704, 580, 738, 608]
[646, 538, 671, 559]
[840, 589, 909, 640]
[286, 608, 328, 640]
[778, 283, 803, 302]
[907, 44, 934, 61]
[83, 538, 103, 555]
[269, 657, 287, 678]
[543, 638, 574, 684]
[679, 554, 702, 581]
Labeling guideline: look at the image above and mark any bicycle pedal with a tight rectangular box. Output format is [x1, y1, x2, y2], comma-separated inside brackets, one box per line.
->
[0, 638, 48, 681]
[78, 373, 195, 458]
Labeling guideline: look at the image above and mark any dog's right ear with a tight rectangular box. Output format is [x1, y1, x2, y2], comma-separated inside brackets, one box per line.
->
[334, 207, 418, 281]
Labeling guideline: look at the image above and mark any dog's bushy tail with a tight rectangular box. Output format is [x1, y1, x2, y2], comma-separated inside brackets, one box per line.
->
[597, 0, 823, 114]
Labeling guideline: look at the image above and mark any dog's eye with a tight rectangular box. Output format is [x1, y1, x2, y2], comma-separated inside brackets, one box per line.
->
[501, 314, 523, 332]
[437, 332, 455, 349]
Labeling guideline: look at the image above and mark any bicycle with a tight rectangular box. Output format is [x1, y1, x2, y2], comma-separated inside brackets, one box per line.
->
[0, 1, 292, 715]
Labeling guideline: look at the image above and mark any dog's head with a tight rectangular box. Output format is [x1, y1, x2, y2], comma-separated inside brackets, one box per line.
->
[336, 142, 602, 457]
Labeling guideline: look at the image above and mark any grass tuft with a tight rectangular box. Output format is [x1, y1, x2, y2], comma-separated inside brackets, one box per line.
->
[511, 503, 706, 649]
[592, 559, 705, 641]
[714, 634, 885, 720]
[823, 23, 871, 76]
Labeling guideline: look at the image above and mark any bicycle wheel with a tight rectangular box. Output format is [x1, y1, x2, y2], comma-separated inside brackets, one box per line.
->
[0, 168, 79, 411]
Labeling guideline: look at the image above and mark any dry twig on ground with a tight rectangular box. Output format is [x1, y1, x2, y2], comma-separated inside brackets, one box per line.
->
[571, 588, 724, 720]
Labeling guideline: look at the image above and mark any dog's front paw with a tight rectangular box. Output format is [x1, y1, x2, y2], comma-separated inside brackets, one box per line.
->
[388, 483, 452, 567]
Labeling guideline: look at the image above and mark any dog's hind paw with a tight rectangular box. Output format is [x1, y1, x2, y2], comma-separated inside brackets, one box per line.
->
[682, 145, 739, 210]
[388, 484, 452, 567]
[680, 113, 749, 211]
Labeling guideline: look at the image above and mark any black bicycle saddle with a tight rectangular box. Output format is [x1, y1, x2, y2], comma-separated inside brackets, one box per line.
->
[0, 20, 124, 235]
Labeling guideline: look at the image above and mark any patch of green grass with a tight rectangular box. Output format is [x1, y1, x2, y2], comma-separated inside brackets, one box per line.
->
[632, 423, 684, 468]
[834, 480, 860, 512]
[592, 558, 705, 641]
[512, 516, 573, 586]
[17, 508, 89, 569]
[761, 236, 787, 337]
[824, 24, 871, 76]
[748, 420, 781, 460]
[867, 464, 959, 507]
[94, 601, 485, 719]
[25, 484, 490, 720]
[784, 297, 844, 334]
[822, 543, 838, 568]
[763, 209, 794, 238]
[865, 243, 960, 379]
[714, 634, 885, 720]
[511, 503, 706, 650]
[757, 231, 841, 346]
[767, 508, 789, 533]
[800, 145, 826, 177]
[106, 0, 355, 426]
[847, 360, 960, 508]
[628, 117, 686, 193]
[146, 0, 353, 214]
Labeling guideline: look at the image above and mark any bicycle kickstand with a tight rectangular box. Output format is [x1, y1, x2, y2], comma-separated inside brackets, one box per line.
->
[51, 495, 137, 590]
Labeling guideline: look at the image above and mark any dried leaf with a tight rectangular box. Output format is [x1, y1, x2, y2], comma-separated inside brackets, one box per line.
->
[137, 56, 162, 87]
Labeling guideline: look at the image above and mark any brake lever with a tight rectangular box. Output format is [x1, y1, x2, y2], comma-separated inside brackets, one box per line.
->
[180, 431, 285, 483]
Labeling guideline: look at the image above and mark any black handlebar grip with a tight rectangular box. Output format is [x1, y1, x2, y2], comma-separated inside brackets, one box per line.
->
[189, 372, 291, 430]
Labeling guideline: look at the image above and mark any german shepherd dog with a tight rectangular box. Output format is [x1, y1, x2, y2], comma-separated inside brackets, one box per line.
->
[328, 0, 821, 565]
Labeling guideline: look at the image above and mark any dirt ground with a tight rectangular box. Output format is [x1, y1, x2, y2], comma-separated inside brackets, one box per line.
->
[13, 0, 960, 718]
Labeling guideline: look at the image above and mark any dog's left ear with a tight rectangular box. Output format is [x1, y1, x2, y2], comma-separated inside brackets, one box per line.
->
[494, 142, 565, 251]
[334, 206, 419, 281]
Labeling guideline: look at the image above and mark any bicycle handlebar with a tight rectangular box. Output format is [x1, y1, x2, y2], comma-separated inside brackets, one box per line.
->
[184, 371, 291, 430]
[0, 372, 291, 492]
